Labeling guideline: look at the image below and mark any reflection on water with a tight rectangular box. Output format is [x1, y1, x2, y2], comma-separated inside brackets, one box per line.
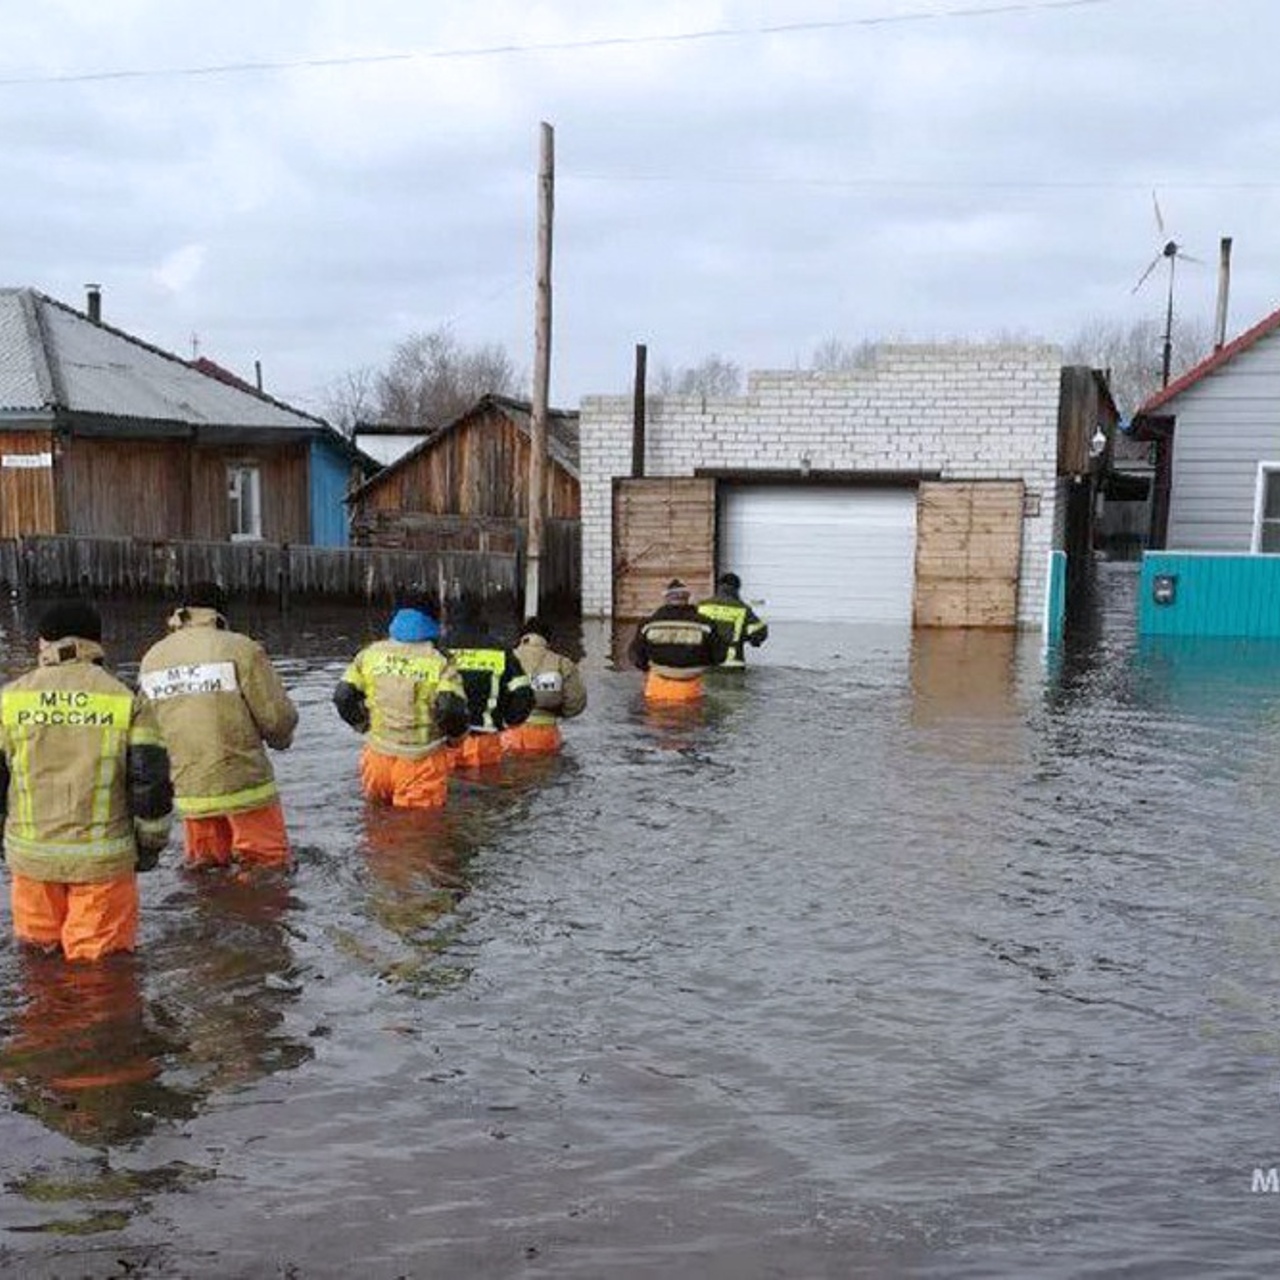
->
[3, 572, 1280, 1275]
[0, 953, 190, 1149]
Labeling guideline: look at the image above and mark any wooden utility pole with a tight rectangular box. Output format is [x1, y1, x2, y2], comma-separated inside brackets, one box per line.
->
[525, 121, 555, 615]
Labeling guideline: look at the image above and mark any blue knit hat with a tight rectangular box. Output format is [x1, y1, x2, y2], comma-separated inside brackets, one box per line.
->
[389, 606, 440, 642]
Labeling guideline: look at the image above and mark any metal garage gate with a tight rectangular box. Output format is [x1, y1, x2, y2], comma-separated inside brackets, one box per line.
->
[719, 485, 918, 623]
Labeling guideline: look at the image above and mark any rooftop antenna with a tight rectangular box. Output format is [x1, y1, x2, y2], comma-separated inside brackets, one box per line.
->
[1132, 190, 1201, 387]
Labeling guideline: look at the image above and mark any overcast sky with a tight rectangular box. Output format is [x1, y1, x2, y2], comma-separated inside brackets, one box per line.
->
[2, 0, 1273, 416]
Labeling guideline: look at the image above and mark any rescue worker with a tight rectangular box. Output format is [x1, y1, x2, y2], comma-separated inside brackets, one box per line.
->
[441, 599, 534, 768]
[499, 617, 587, 756]
[697, 572, 769, 668]
[0, 599, 173, 961]
[333, 597, 470, 808]
[628, 579, 728, 702]
[139, 583, 297, 872]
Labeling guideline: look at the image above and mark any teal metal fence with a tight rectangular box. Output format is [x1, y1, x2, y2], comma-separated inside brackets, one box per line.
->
[1138, 551, 1280, 637]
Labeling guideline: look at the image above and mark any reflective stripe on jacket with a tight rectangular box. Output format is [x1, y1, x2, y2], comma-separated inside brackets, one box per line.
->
[1, 639, 168, 882]
[628, 604, 726, 679]
[449, 645, 533, 733]
[512, 635, 587, 727]
[340, 639, 464, 759]
[696, 595, 768, 668]
[139, 608, 297, 818]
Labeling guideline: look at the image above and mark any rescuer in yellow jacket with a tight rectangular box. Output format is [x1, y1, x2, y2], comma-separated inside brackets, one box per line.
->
[500, 617, 587, 756]
[139, 583, 298, 872]
[332, 599, 470, 808]
[628, 579, 728, 702]
[696, 572, 769, 669]
[0, 600, 173, 961]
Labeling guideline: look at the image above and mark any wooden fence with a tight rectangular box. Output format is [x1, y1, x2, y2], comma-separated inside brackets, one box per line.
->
[0, 536, 530, 610]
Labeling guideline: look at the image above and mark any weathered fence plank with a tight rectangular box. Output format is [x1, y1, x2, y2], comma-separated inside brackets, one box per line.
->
[0, 536, 523, 609]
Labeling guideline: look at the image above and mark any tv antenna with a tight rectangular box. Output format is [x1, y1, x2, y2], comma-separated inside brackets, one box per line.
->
[1132, 191, 1201, 387]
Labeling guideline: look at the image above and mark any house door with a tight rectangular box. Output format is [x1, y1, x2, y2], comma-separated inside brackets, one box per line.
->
[613, 477, 715, 618]
[913, 480, 1024, 628]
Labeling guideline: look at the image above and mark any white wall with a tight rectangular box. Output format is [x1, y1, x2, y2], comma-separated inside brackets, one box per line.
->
[579, 343, 1064, 629]
[1163, 330, 1280, 550]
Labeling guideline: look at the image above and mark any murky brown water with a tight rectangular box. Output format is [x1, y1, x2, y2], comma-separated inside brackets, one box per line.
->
[2, 567, 1280, 1277]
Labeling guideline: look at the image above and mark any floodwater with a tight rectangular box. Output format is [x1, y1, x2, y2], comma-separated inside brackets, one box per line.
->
[1, 566, 1279, 1278]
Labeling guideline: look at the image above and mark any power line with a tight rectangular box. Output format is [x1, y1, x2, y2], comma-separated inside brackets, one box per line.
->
[564, 171, 1280, 192]
[0, 0, 1127, 88]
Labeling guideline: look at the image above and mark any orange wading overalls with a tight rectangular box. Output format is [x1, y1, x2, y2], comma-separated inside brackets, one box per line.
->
[333, 617, 470, 809]
[0, 637, 173, 961]
[139, 607, 298, 870]
[500, 627, 587, 756]
[628, 583, 728, 703]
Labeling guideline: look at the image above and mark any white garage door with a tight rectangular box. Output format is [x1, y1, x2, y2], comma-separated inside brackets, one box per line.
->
[720, 485, 918, 622]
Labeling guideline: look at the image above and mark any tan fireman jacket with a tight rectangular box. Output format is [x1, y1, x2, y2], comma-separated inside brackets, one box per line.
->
[340, 639, 466, 758]
[511, 634, 587, 726]
[139, 608, 298, 818]
[1, 638, 168, 882]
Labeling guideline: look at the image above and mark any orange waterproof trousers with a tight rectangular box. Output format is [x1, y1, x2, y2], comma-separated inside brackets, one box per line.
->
[644, 671, 705, 703]
[184, 799, 291, 870]
[447, 732, 504, 770]
[361, 744, 450, 808]
[10, 873, 139, 962]
[500, 722, 563, 756]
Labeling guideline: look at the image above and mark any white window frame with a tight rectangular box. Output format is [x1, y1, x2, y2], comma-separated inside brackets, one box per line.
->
[228, 464, 263, 542]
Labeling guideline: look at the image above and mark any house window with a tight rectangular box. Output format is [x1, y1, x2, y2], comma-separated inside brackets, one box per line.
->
[228, 464, 262, 541]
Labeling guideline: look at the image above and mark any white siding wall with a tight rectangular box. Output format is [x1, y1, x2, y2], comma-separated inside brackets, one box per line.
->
[1164, 332, 1280, 550]
[579, 344, 1063, 629]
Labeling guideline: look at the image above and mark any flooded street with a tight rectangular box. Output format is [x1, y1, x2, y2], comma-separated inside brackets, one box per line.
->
[2, 565, 1280, 1277]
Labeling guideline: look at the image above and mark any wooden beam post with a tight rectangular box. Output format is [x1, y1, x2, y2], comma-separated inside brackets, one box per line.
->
[524, 121, 555, 617]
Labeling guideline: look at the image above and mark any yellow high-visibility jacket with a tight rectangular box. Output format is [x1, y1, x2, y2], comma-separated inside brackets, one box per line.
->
[335, 639, 467, 758]
[139, 608, 297, 818]
[0, 638, 172, 882]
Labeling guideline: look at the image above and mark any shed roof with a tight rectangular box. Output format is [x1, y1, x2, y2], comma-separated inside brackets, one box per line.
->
[1136, 303, 1280, 415]
[0, 287, 325, 431]
[348, 393, 580, 501]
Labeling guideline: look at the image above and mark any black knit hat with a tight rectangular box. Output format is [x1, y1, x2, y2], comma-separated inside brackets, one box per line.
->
[719, 572, 742, 593]
[521, 616, 553, 641]
[38, 598, 102, 643]
[186, 580, 227, 613]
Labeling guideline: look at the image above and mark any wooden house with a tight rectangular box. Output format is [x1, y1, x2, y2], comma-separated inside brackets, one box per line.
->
[0, 286, 364, 547]
[348, 393, 581, 607]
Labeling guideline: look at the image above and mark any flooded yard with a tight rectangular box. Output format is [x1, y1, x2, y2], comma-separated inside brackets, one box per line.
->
[1, 564, 1279, 1277]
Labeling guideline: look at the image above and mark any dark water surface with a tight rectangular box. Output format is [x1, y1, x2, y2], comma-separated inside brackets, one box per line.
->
[1, 566, 1279, 1278]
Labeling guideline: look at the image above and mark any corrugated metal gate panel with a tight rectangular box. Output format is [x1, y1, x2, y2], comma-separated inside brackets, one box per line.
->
[613, 477, 715, 618]
[720, 485, 918, 622]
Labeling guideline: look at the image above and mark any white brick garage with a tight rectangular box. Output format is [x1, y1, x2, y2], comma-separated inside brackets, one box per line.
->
[720, 484, 918, 623]
[578, 344, 1064, 629]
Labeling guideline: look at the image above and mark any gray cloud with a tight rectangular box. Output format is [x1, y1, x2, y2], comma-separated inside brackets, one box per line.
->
[0, 0, 1275, 414]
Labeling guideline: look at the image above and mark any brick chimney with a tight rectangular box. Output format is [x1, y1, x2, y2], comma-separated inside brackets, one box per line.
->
[85, 283, 101, 323]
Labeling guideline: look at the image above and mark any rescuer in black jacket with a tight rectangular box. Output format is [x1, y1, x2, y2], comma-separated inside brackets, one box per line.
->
[442, 600, 534, 767]
[628, 579, 727, 702]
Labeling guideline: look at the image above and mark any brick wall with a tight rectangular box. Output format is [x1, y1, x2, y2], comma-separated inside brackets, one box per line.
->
[579, 343, 1063, 628]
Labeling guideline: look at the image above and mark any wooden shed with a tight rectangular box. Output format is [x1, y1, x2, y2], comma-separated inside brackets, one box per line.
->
[348, 394, 581, 607]
[0, 287, 364, 547]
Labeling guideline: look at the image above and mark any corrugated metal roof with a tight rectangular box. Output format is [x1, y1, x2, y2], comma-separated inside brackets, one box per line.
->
[0, 291, 50, 412]
[0, 287, 323, 430]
